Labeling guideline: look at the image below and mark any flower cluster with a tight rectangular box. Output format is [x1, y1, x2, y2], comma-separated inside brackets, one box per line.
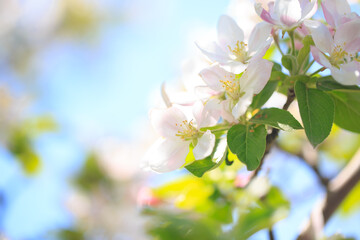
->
[143, 0, 360, 174]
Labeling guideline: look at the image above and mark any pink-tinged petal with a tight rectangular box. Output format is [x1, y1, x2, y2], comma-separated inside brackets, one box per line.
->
[310, 46, 324, 66]
[142, 138, 189, 173]
[255, 3, 277, 25]
[318, 51, 333, 69]
[330, 63, 360, 85]
[334, 19, 360, 53]
[217, 15, 244, 51]
[240, 57, 273, 94]
[196, 42, 229, 64]
[300, 0, 317, 21]
[192, 101, 219, 129]
[274, 0, 302, 27]
[150, 107, 187, 139]
[232, 91, 254, 119]
[193, 130, 216, 160]
[304, 20, 333, 54]
[194, 86, 220, 99]
[322, 0, 351, 28]
[248, 22, 273, 55]
[199, 64, 233, 92]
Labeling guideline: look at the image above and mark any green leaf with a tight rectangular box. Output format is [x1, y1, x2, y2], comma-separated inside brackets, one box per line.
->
[227, 124, 267, 171]
[250, 81, 278, 109]
[185, 139, 227, 177]
[297, 35, 312, 69]
[295, 81, 334, 147]
[316, 76, 360, 92]
[281, 54, 296, 72]
[329, 91, 360, 133]
[272, 61, 282, 72]
[250, 108, 303, 131]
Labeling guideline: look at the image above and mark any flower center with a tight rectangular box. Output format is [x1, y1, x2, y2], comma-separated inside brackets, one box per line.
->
[330, 44, 349, 67]
[219, 75, 241, 100]
[228, 41, 249, 63]
[175, 120, 198, 141]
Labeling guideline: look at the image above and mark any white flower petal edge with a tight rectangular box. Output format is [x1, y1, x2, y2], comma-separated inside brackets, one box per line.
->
[150, 107, 187, 139]
[193, 130, 216, 160]
[197, 15, 272, 74]
[255, 0, 317, 30]
[142, 138, 189, 173]
[322, 0, 358, 28]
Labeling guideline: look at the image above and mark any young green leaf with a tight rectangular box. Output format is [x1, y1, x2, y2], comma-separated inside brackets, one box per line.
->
[250, 108, 303, 131]
[295, 81, 334, 147]
[317, 76, 360, 92]
[281, 54, 296, 72]
[227, 124, 267, 171]
[297, 35, 312, 70]
[185, 139, 227, 177]
[329, 91, 360, 133]
[250, 81, 278, 109]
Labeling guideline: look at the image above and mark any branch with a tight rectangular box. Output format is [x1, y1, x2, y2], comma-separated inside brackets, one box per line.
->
[253, 88, 295, 177]
[297, 148, 360, 240]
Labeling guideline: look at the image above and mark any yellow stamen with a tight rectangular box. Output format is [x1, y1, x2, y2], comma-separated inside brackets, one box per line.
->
[175, 120, 198, 140]
[228, 41, 248, 63]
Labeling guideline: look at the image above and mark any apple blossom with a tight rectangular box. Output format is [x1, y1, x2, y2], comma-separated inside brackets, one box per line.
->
[199, 56, 273, 122]
[196, 15, 272, 74]
[255, 0, 317, 30]
[322, 0, 359, 29]
[304, 19, 360, 85]
[142, 102, 218, 173]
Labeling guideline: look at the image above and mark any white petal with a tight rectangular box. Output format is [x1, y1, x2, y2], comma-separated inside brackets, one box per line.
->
[274, 0, 302, 28]
[300, 0, 318, 21]
[142, 138, 189, 173]
[232, 90, 254, 119]
[334, 19, 360, 53]
[196, 41, 229, 64]
[221, 60, 248, 74]
[199, 64, 233, 92]
[150, 107, 187, 139]
[248, 22, 273, 56]
[217, 15, 244, 51]
[192, 100, 220, 129]
[331, 63, 360, 85]
[240, 57, 273, 94]
[304, 20, 333, 54]
[193, 130, 216, 160]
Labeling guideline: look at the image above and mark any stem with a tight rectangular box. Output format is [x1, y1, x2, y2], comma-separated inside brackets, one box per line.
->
[302, 59, 315, 74]
[289, 31, 296, 57]
[253, 88, 295, 177]
[310, 67, 325, 77]
[269, 228, 275, 240]
[273, 34, 284, 56]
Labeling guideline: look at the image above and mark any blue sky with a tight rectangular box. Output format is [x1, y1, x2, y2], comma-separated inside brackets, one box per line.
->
[1, 0, 360, 239]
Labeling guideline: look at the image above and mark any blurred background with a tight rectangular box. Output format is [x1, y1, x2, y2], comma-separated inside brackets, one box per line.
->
[0, 0, 360, 239]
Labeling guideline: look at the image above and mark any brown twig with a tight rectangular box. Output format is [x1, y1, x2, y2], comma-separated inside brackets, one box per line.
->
[297, 149, 360, 240]
[253, 88, 295, 177]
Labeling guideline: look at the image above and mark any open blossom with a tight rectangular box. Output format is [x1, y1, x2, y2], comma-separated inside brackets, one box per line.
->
[304, 19, 360, 85]
[196, 15, 272, 74]
[199, 56, 273, 122]
[322, 0, 359, 29]
[142, 102, 218, 173]
[255, 0, 317, 30]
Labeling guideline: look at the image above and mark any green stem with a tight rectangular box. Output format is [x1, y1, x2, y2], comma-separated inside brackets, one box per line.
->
[274, 34, 284, 56]
[302, 59, 315, 74]
[289, 31, 296, 57]
[310, 67, 325, 77]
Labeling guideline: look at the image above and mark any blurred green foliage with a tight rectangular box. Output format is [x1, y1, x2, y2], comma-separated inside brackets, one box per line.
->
[73, 153, 112, 192]
[144, 164, 290, 240]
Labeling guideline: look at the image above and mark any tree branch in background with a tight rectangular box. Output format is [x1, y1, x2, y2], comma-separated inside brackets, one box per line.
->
[297, 148, 360, 240]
